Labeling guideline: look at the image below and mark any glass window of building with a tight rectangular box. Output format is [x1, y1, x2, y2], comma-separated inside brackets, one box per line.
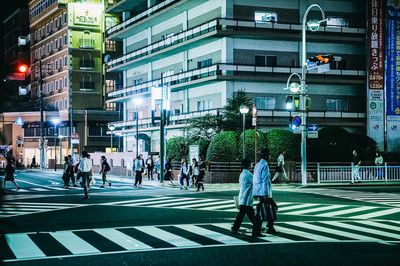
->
[255, 97, 276, 110]
[255, 12, 277, 23]
[326, 99, 347, 111]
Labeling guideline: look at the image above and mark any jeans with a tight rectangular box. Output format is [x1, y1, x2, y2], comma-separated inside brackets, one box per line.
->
[135, 171, 142, 186]
[232, 205, 255, 231]
[180, 173, 189, 187]
[81, 171, 90, 196]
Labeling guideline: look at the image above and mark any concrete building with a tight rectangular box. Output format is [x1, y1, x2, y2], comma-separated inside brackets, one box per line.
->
[104, 0, 367, 155]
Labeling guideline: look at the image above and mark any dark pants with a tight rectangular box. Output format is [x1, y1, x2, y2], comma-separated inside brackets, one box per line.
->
[81, 171, 90, 196]
[147, 167, 153, 180]
[135, 171, 142, 186]
[252, 197, 274, 236]
[180, 173, 189, 187]
[69, 171, 76, 185]
[232, 205, 255, 231]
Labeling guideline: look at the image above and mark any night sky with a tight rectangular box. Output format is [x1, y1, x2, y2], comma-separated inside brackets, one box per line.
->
[1, 0, 29, 78]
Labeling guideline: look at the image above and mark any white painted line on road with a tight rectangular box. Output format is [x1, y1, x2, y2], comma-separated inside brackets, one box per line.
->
[199, 203, 235, 210]
[50, 231, 100, 255]
[320, 221, 400, 240]
[125, 197, 193, 207]
[5, 233, 46, 259]
[274, 225, 338, 241]
[156, 198, 208, 208]
[278, 203, 319, 212]
[94, 228, 153, 251]
[179, 199, 218, 208]
[315, 206, 378, 217]
[289, 222, 381, 241]
[30, 188, 50, 191]
[186, 200, 233, 208]
[136, 226, 200, 247]
[350, 208, 400, 219]
[179, 224, 247, 245]
[355, 221, 400, 232]
[102, 197, 174, 206]
[283, 205, 346, 215]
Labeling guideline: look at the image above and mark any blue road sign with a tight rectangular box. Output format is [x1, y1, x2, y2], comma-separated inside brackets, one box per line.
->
[308, 124, 318, 131]
[15, 117, 24, 126]
[292, 116, 302, 127]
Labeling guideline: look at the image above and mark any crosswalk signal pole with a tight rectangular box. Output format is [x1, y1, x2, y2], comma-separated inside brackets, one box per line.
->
[160, 73, 165, 183]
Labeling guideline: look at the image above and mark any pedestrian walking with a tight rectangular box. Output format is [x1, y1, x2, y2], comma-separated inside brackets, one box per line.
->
[155, 156, 161, 181]
[162, 158, 174, 187]
[375, 152, 384, 180]
[352, 149, 361, 183]
[231, 157, 254, 235]
[196, 156, 206, 191]
[62, 156, 70, 188]
[146, 156, 154, 180]
[99, 156, 112, 188]
[134, 156, 143, 187]
[190, 158, 199, 187]
[179, 157, 190, 190]
[272, 151, 289, 183]
[31, 156, 36, 168]
[2, 158, 20, 191]
[78, 151, 92, 199]
[67, 155, 78, 187]
[252, 148, 278, 237]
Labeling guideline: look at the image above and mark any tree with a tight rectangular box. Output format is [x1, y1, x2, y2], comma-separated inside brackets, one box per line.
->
[238, 129, 268, 161]
[187, 114, 223, 141]
[166, 137, 190, 161]
[222, 89, 253, 133]
[190, 138, 210, 159]
[266, 129, 300, 162]
[206, 131, 239, 161]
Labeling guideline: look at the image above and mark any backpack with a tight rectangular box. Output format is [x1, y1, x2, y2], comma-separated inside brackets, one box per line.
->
[105, 162, 111, 172]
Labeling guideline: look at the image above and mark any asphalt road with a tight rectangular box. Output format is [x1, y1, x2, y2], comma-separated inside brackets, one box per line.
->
[1, 169, 400, 265]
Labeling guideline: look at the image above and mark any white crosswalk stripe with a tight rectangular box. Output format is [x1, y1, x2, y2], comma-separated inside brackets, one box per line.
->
[0, 202, 83, 218]
[105, 197, 400, 220]
[3, 220, 400, 262]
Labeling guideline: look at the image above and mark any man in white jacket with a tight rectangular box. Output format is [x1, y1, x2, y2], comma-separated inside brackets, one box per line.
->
[78, 151, 92, 199]
[272, 151, 289, 183]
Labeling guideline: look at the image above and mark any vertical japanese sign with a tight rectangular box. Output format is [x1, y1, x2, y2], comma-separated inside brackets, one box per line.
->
[386, 0, 400, 151]
[368, 0, 385, 150]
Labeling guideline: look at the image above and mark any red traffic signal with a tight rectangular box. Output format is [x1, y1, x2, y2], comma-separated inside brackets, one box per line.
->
[17, 64, 28, 73]
[308, 54, 332, 65]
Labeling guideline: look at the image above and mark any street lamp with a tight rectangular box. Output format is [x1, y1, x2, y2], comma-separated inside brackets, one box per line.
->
[52, 119, 60, 171]
[298, 4, 326, 185]
[239, 105, 249, 159]
[59, 135, 63, 164]
[133, 98, 143, 157]
[108, 124, 115, 152]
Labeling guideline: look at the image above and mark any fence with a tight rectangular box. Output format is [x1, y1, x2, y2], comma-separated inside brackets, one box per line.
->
[317, 163, 400, 183]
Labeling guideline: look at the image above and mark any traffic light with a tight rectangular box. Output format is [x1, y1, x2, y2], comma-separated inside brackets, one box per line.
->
[308, 54, 332, 66]
[17, 64, 29, 73]
[285, 95, 294, 110]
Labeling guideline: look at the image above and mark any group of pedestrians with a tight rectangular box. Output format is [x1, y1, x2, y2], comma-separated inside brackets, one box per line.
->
[177, 156, 206, 191]
[231, 148, 279, 237]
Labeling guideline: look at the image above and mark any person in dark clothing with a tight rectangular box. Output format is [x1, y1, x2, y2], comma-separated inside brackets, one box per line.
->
[67, 155, 78, 187]
[3, 158, 20, 191]
[196, 156, 206, 191]
[134, 156, 143, 187]
[162, 158, 174, 187]
[352, 149, 361, 183]
[99, 156, 111, 188]
[31, 156, 36, 168]
[146, 156, 154, 180]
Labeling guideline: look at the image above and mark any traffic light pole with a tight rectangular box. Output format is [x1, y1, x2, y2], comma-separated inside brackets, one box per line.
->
[160, 73, 165, 183]
[39, 61, 45, 169]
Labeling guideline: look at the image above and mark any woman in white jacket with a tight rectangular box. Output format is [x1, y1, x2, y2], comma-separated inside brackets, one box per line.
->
[231, 157, 254, 235]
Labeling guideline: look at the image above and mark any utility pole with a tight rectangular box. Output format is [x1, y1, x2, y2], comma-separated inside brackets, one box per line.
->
[39, 61, 45, 169]
[160, 72, 165, 183]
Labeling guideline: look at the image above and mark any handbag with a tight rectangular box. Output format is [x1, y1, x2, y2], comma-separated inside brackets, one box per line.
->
[233, 196, 239, 210]
[258, 198, 278, 222]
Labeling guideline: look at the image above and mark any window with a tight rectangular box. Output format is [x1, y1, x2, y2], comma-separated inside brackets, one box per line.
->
[255, 11, 277, 23]
[255, 55, 277, 67]
[64, 55, 67, 66]
[197, 58, 212, 68]
[326, 99, 347, 111]
[255, 97, 276, 110]
[64, 99, 68, 109]
[64, 77, 68, 87]
[197, 100, 213, 111]
[105, 40, 116, 52]
[59, 79, 63, 89]
[327, 18, 348, 27]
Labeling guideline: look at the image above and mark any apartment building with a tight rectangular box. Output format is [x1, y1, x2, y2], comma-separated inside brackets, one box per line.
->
[104, 0, 367, 154]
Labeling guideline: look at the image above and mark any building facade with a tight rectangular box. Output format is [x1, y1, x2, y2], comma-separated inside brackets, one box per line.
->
[104, 0, 367, 155]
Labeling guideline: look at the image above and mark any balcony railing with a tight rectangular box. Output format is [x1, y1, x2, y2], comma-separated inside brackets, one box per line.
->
[107, 108, 365, 132]
[80, 60, 95, 70]
[80, 82, 95, 91]
[107, 64, 366, 100]
[107, 0, 182, 36]
[79, 39, 95, 49]
[107, 17, 365, 71]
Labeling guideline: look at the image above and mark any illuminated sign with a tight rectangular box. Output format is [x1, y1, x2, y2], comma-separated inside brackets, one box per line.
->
[74, 5, 100, 26]
[15, 117, 24, 126]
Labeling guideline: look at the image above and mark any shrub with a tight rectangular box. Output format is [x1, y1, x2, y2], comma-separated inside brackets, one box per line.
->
[266, 129, 300, 162]
[206, 131, 239, 161]
[166, 137, 189, 161]
[238, 129, 268, 161]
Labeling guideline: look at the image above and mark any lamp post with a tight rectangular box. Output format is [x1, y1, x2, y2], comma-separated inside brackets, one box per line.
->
[133, 98, 143, 157]
[53, 119, 60, 171]
[59, 135, 63, 164]
[298, 4, 326, 185]
[239, 105, 249, 159]
[108, 124, 115, 152]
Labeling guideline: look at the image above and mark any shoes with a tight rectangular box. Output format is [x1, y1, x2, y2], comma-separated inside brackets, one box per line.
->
[230, 229, 242, 235]
[16, 187, 20, 191]
[251, 233, 266, 237]
[73, 184, 79, 187]
[100, 185, 105, 188]
[196, 189, 199, 192]
[180, 187, 184, 190]
[286, 181, 290, 184]
[202, 187, 204, 191]
[267, 228, 279, 235]
[64, 185, 69, 189]
[82, 195, 90, 199]
[109, 182, 112, 187]
[185, 187, 188, 190]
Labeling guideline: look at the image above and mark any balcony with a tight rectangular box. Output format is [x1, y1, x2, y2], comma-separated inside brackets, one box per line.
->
[107, 64, 366, 101]
[80, 60, 95, 70]
[107, 108, 365, 132]
[80, 81, 95, 92]
[107, 18, 365, 72]
[79, 39, 95, 49]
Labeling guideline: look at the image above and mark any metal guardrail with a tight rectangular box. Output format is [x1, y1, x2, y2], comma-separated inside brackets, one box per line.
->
[317, 163, 400, 183]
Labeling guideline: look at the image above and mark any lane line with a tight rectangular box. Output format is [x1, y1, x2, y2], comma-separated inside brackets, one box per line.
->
[274, 225, 338, 241]
[350, 208, 400, 219]
[315, 206, 379, 217]
[102, 197, 174, 206]
[283, 205, 346, 215]
[278, 203, 320, 212]
[94, 228, 153, 251]
[355, 221, 400, 232]
[135, 226, 200, 247]
[5, 233, 46, 259]
[50, 231, 100, 255]
[179, 224, 247, 245]
[124, 197, 193, 207]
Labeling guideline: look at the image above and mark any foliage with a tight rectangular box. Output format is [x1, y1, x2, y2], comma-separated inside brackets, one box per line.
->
[238, 129, 268, 161]
[222, 90, 253, 133]
[206, 131, 239, 162]
[187, 114, 223, 141]
[166, 137, 190, 161]
[352, 133, 378, 163]
[266, 129, 300, 162]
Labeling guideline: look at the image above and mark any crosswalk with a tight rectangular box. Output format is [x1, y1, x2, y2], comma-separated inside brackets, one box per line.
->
[103, 196, 400, 220]
[1, 184, 158, 193]
[0, 202, 83, 218]
[297, 188, 400, 207]
[2, 220, 400, 262]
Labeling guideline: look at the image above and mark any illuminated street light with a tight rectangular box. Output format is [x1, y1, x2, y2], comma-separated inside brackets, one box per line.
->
[239, 105, 250, 159]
